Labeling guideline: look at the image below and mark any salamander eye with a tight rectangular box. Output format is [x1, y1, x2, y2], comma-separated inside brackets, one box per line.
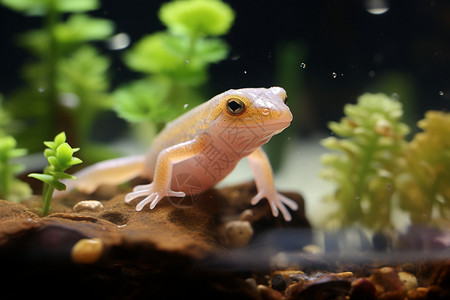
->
[283, 97, 288, 105]
[226, 98, 245, 115]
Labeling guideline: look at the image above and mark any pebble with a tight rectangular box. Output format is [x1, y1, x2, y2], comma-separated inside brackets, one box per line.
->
[350, 278, 376, 300]
[398, 271, 418, 290]
[71, 238, 104, 264]
[257, 285, 283, 300]
[73, 200, 104, 212]
[219, 220, 253, 248]
[302, 244, 323, 254]
[407, 287, 429, 299]
[245, 278, 258, 292]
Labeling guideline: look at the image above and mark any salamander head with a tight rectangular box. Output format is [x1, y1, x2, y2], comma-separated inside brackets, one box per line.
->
[208, 87, 293, 153]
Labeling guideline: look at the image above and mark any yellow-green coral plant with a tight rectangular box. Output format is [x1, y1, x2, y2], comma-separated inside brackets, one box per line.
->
[396, 111, 450, 224]
[29, 132, 82, 216]
[320, 93, 410, 230]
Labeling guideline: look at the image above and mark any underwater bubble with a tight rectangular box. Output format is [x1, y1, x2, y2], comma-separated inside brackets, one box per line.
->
[300, 62, 306, 69]
[391, 93, 400, 100]
[183, 103, 189, 109]
[331, 72, 337, 78]
[261, 108, 270, 116]
[368, 70, 376, 78]
[107, 33, 131, 50]
[365, 0, 390, 15]
[231, 55, 240, 61]
[185, 60, 190, 64]
[38, 86, 45, 93]
[243, 70, 247, 74]
[59, 93, 80, 108]
[439, 91, 444, 96]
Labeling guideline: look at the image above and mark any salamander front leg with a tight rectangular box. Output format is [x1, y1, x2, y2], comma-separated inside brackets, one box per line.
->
[247, 147, 298, 221]
[125, 134, 210, 211]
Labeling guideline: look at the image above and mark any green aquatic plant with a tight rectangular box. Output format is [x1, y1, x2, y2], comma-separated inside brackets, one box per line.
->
[0, 96, 31, 202]
[320, 93, 410, 230]
[0, 136, 31, 202]
[1, 0, 114, 158]
[396, 111, 450, 224]
[114, 0, 235, 137]
[29, 132, 82, 216]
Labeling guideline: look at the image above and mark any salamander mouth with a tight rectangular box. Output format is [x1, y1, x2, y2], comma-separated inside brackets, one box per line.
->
[217, 120, 291, 134]
[261, 121, 291, 132]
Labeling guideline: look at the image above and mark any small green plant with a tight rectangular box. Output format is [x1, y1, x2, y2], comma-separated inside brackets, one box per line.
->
[29, 132, 82, 216]
[1, 0, 115, 159]
[114, 0, 235, 140]
[320, 93, 410, 230]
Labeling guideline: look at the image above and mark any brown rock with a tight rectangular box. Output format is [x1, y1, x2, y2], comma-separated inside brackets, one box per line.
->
[0, 181, 308, 299]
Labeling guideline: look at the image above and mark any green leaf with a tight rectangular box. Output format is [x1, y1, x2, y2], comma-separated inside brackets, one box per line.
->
[9, 148, 28, 158]
[1, 0, 98, 15]
[54, 132, 67, 145]
[159, 0, 235, 37]
[54, 14, 114, 43]
[43, 141, 56, 150]
[0, 0, 47, 15]
[55, 0, 99, 13]
[28, 173, 54, 185]
[125, 33, 184, 74]
[57, 46, 111, 94]
[17, 29, 49, 55]
[113, 79, 171, 123]
[193, 38, 228, 64]
[56, 143, 75, 168]
[47, 156, 61, 170]
[44, 148, 56, 158]
[70, 157, 82, 166]
[52, 180, 67, 191]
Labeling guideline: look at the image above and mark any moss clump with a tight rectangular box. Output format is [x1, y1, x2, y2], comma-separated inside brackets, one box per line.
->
[320, 93, 410, 230]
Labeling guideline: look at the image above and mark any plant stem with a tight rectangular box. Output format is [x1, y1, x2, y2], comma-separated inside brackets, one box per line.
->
[0, 163, 9, 199]
[42, 184, 54, 216]
[44, 4, 59, 136]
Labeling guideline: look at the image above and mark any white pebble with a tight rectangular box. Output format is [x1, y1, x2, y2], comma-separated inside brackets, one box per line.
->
[73, 200, 104, 212]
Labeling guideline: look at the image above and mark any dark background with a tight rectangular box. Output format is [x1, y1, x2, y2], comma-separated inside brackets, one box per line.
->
[1, 0, 449, 135]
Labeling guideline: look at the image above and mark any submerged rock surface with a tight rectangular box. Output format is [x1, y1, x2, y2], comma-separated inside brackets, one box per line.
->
[0, 181, 309, 299]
